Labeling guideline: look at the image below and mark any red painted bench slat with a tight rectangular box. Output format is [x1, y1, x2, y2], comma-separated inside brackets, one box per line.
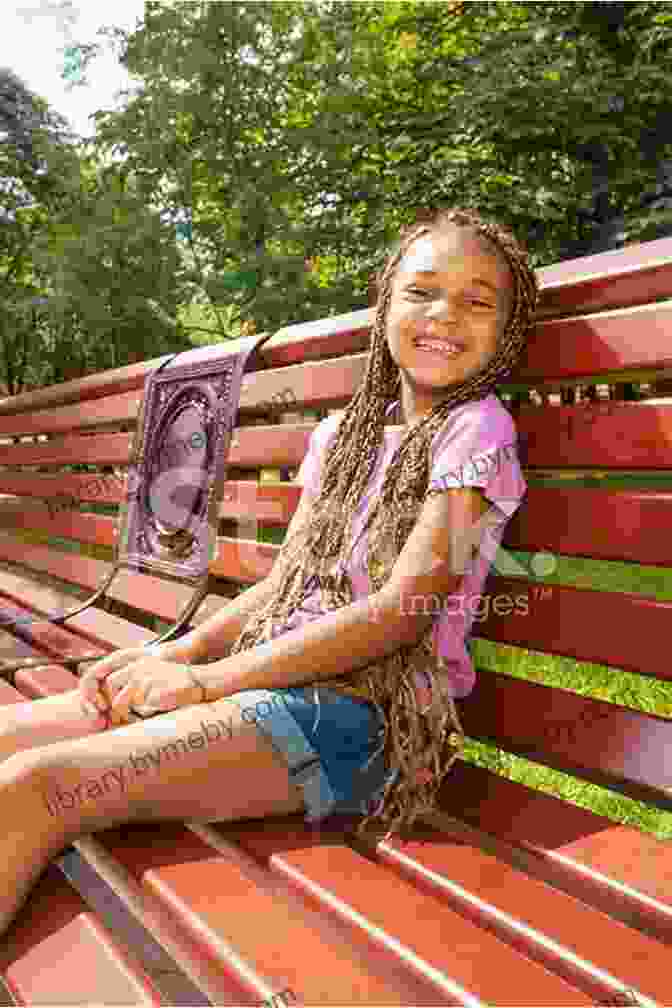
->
[227, 819, 592, 1005]
[4, 382, 672, 479]
[0, 430, 132, 467]
[5, 479, 672, 578]
[0, 629, 45, 667]
[0, 357, 168, 415]
[517, 401, 672, 469]
[0, 469, 127, 505]
[438, 761, 672, 944]
[535, 234, 672, 317]
[0, 528, 265, 605]
[505, 486, 672, 567]
[241, 313, 672, 417]
[478, 574, 672, 681]
[86, 822, 438, 1006]
[0, 570, 226, 654]
[140, 394, 672, 477]
[0, 388, 141, 438]
[1, 864, 162, 1007]
[460, 669, 672, 805]
[0, 539, 184, 620]
[14, 662, 80, 697]
[0, 499, 118, 548]
[0, 569, 157, 650]
[0, 600, 102, 663]
[377, 826, 668, 1004]
[520, 301, 672, 382]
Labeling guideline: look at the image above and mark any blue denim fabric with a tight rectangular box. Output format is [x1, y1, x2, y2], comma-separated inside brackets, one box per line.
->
[230, 686, 391, 823]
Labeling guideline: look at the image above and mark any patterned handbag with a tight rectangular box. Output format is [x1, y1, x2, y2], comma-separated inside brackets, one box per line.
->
[0, 332, 274, 672]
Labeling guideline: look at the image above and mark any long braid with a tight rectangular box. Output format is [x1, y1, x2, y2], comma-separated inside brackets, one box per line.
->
[228, 207, 539, 839]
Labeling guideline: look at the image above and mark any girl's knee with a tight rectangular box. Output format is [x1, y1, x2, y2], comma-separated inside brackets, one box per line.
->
[0, 748, 74, 844]
[17, 743, 132, 838]
[1, 746, 46, 783]
[4, 746, 69, 811]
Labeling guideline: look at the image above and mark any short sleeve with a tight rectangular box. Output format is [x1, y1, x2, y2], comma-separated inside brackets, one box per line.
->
[425, 395, 527, 523]
[294, 412, 344, 497]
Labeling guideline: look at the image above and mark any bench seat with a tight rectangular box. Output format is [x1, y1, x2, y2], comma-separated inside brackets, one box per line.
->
[0, 237, 671, 1004]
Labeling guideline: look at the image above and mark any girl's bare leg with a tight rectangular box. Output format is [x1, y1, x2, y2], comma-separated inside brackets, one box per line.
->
[0, 692, 306, 936]
[0, 688, 109, 762]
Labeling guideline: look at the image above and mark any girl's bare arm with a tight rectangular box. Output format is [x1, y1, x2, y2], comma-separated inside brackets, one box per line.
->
[180, 487, 491, 700]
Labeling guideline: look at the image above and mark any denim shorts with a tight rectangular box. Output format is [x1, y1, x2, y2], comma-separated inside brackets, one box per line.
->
[230, 686, 393, 824]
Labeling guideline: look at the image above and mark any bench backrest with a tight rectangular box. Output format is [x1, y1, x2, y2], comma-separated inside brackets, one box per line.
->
[0, 236, 671, 830]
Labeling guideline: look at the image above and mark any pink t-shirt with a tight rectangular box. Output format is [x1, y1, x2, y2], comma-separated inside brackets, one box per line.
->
[284, 393, 527, 699]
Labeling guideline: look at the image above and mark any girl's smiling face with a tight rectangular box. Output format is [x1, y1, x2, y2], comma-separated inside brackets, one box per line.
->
[385, 223, 514, 426]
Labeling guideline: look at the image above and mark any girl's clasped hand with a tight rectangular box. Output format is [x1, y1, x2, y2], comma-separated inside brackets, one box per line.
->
[78, 647, 206, 726]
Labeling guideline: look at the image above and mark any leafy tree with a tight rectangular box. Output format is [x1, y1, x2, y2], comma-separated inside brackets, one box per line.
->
[88, 0, 377, 335]
[291, 0, 672, 264]
[87, 1, 672, 326]
[0, 66, 189, 391]
[30, 157, 192, 384]
[4, 0, 672, 392]
[0, 67, 76, 392]
[565, 2, 672, 253]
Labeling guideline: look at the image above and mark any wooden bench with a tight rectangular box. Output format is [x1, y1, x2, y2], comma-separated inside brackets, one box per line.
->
[0, 235, 671, 1005]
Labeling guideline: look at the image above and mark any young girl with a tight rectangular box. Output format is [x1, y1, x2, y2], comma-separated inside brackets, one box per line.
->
[0, 207, 538, 935]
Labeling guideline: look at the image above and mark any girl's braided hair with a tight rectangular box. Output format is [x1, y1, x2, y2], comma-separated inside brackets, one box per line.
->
[228, 207, 539, 839]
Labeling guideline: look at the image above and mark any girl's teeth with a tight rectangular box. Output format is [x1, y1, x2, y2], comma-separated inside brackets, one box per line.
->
[417, 341, 462, 356]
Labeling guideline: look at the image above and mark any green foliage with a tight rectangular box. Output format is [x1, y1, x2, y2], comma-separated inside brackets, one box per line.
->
[86, 0, 373, 332]
[0, 68, 78, 392]
[0, 66, 189, 391]
[297, 0, 672, 263]
[29, 159, 192, 383]
[176, 301, 240, 344]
